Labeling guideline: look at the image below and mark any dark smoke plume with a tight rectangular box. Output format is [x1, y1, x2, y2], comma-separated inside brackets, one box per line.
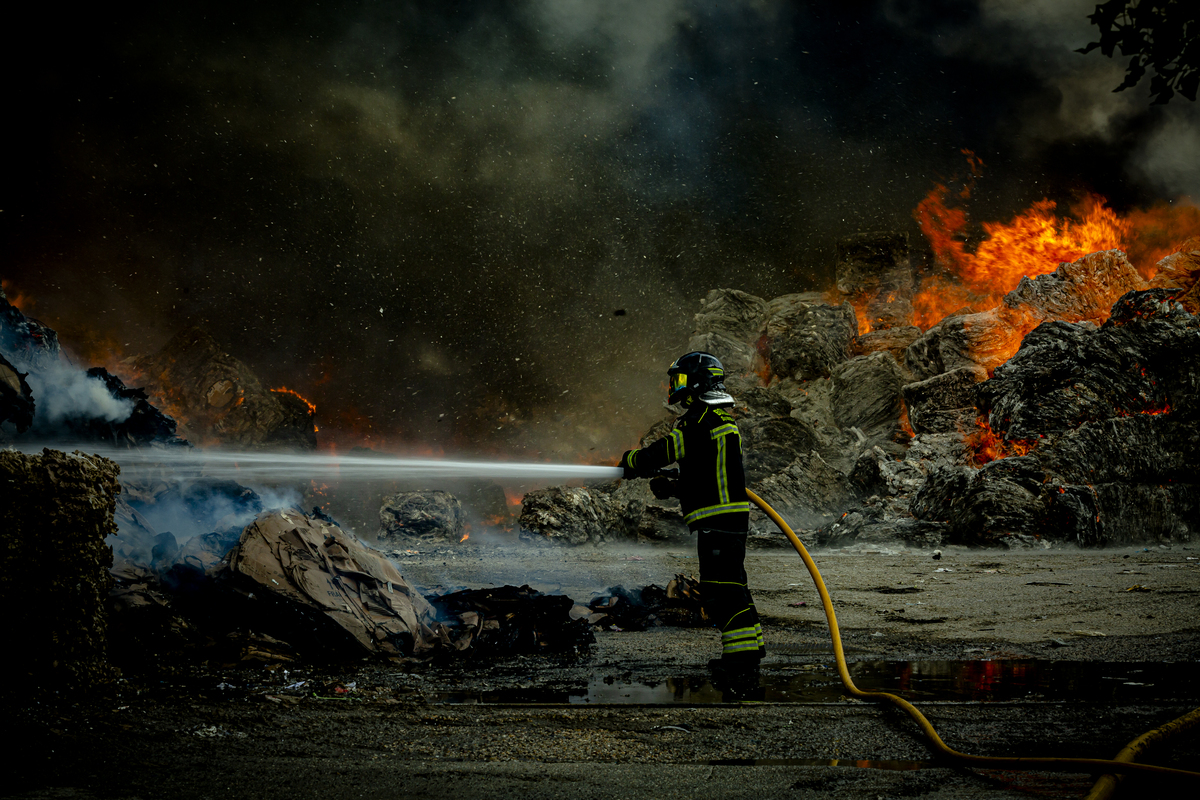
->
[3, 1, 1196, 457]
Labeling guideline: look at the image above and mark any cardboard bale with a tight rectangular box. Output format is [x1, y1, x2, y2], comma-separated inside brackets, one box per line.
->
[0, 448, 119, 692]
[225, 510, 440, 659]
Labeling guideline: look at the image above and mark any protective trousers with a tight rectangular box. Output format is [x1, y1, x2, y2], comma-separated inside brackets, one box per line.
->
[696, 529, 763, 661]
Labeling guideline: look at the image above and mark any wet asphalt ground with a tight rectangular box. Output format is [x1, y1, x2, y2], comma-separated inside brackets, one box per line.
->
[7, 541, 1200, 799]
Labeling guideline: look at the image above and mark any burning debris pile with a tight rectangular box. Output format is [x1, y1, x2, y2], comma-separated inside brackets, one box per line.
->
[131, 327, 317, 450]
[0, 288, 181, 447]
[107, 497, 596, 668]
[521, 239, 1200, 550]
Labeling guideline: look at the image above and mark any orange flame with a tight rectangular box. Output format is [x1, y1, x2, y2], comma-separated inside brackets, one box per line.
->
[271, 387, 317, 414]
[1125, 203, 1200, 277]
[917, 189, 1127, 299]
[912, 154, 1199, 328]
[1116, 401, 1171, 417]
[965, 418, 1034, 466]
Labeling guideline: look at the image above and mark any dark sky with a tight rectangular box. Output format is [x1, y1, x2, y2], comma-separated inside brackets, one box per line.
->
[3, 1, 1197, 458]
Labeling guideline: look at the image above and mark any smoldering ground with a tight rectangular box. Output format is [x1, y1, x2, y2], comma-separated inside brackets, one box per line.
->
[4, 0, 1198, 457]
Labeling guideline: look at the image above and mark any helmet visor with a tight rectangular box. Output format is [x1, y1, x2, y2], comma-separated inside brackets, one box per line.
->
[669, 372, 688, 397]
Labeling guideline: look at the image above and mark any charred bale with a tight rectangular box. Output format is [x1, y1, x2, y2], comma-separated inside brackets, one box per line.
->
[685, 288, 769, 377]
[1150, 239, 1200, 314]
[1038, 416, 1199, 485]
[904, 304, 1036, 382]
[83, 368, 183, 445]
[979, 289, 1199, 441]
[636, 501, 689, 543]
[903, 366, 988, 435]
[1046, 482, 1198, 547]
[735, 386, 825, 482]
[379, 490, 465, 544]
[739, 414, 823, 483]
[519, 484, 620, 546]
[750, 451, 856, 527]
[690, 288, 769, 343]
[830, 351, 909, 453]
[853, 325, 921, 362]
[762, 296, 857, 382]
[132, 327, 316, 449]
[1006, 249, 1146, 323]
[910, 464, 974, 525]
[910, 458, 1049, 547]
[0, 448, 119, 692]
[518, 477, 684, 547]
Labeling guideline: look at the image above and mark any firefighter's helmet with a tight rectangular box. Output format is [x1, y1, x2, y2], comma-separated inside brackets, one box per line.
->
[667, 352, 730, 407]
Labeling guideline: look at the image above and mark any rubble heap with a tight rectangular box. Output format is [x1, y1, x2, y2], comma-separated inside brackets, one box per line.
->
[915, 288, 1200, 546]
[429, 585, 595, 657]
[0, 449, 119, 691]
[521, 239, 1200, 549]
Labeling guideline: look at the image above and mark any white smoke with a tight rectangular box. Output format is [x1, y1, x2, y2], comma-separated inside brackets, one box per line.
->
[21, 358, 134, 425]
[130, 481, 303, 544]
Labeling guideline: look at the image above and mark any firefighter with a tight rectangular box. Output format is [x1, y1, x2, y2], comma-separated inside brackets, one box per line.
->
[619, 352, 763, 694]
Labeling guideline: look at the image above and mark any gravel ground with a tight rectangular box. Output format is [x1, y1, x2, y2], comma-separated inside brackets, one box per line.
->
[8, 539, 1200, 799]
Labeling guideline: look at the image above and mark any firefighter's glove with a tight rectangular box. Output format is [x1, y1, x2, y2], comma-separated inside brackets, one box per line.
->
[649, 476, 680, 500]
[620, 450, 638, 480]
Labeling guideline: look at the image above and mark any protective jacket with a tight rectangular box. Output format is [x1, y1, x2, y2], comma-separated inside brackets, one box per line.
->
[620, 404, 749, 532]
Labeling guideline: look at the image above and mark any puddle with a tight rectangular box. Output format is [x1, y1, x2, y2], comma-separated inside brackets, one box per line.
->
[707, 758, 926, 769]
[427, 659, 1200, 704]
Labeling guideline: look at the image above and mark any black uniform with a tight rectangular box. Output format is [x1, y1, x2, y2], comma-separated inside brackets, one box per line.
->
[621, 403, 763, 662]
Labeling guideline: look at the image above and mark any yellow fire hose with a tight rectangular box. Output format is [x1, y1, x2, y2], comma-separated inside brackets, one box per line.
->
[747, 489, 1200, 787]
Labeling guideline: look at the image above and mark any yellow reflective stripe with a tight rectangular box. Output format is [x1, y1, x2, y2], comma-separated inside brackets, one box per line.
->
[721, 626, 758, 642]
[669, 428, 685, 461]
[684, 502, 750, 525]
[715, 430, 729, 503]
[709, 424, 737, 439]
